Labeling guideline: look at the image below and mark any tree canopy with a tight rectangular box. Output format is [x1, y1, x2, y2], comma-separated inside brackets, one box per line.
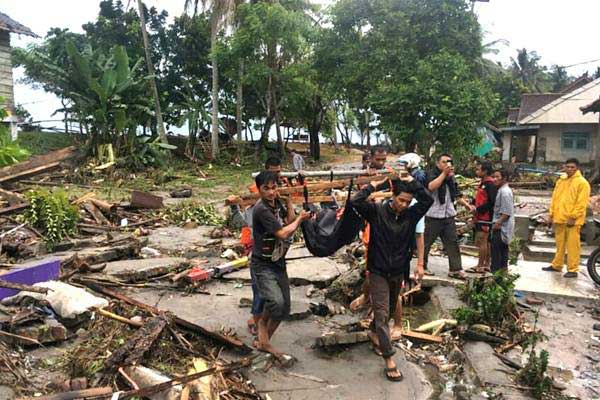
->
[14, 0, 587, 164]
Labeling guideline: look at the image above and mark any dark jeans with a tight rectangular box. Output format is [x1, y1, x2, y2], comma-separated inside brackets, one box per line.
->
[252, 261, 291, 321]
[490, 231, 509, 272]
[369, 272, 401, 359]
[424, 217, 462, 272]
[249, 268, 265, 316]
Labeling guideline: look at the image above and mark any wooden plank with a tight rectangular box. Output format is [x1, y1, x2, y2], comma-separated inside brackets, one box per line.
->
[0, 146, 76, 183]
[19, 387, 113, 400]
[105, 315, 167, 369]
[398, 330, 443, 344]
[0, 203, 28, 216]
[0, 188, 24, 205]
[0, 279, 49, 294]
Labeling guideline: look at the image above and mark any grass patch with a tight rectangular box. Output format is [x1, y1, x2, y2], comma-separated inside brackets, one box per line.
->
[17, 130, 76, 155]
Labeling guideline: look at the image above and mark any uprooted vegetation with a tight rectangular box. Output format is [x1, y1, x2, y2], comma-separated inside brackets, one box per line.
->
[453, 272, 519, 328]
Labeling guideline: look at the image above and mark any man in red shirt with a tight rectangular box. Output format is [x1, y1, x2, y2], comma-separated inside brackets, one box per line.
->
[470, 160, 497, 273]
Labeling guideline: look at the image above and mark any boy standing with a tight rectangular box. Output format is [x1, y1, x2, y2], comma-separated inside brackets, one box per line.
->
[491, 169, 515, 272]
[251, 171, 311, 358]
[471, 160, 497, 273]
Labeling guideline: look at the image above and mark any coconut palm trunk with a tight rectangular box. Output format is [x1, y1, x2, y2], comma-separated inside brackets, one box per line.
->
[137, 0, 168, 144]
[210, 25, 220, 159]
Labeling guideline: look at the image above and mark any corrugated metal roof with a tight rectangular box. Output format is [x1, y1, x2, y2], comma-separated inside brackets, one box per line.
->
[520, 78, 600, 124]
[517, 94, 562, 122]
[0, 12, 37, 37]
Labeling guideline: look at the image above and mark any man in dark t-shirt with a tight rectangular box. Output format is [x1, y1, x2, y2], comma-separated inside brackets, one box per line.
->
[251, 170, 310, 359]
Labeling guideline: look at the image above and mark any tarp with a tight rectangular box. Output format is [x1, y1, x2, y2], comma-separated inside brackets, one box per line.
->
[301, 185, 363, 257]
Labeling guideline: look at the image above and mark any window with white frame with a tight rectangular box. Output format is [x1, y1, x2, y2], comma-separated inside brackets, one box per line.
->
[561, 132, 590, 151]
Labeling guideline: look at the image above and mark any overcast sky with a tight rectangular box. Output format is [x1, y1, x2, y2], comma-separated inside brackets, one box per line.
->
[2, 0, 600, 128]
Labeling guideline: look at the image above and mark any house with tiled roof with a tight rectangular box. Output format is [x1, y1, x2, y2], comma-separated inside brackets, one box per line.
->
[501, 75, 600, 167]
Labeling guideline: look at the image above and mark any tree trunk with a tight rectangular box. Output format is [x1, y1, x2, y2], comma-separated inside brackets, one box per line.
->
[137, 0, 167, 144]
[365, 111, 371, 149]
[331, 103, 337, 150]
[210, 26, 220, 160]
[236, 61, 243, 147]
[271, 78, 283, 157]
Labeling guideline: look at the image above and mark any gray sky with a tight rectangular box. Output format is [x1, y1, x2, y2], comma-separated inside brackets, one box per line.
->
[2, 0, 600, 128]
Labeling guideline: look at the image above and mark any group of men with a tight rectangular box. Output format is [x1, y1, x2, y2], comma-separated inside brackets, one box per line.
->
[239, 146, 592, 383]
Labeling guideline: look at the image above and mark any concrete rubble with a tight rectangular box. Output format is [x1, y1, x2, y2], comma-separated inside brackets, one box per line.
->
[0, 154, 597, 400]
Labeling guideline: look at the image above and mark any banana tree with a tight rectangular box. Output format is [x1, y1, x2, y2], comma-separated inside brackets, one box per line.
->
[65, 41, 154, 158]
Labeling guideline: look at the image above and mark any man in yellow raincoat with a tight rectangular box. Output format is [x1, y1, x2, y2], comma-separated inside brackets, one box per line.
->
[542, 158, 591, 278]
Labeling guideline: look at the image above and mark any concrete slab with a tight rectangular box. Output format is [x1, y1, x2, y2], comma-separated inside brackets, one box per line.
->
[523, 243, 594, 263]
[509, 260, 597, 299]
[126, 280, 433, 400]
[224, 257, 350, 288]
[101, 257, 187, 282]
[427, 254, 597, 300]
[463, 342, 532, 400]
[147, 226, 213, 253]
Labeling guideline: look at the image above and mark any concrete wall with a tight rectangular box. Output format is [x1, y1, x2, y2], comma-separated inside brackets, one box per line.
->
[536, 123, 599, 164]
[0, 31, 14, 112]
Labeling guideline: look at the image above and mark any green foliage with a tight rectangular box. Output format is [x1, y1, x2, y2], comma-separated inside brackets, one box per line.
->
[160, 202, 224, 226]
[16, 130, 75, 156]
[519, 349, 553, 399]
[453, 272, 519, 326]
[517, 317, 555, 400]
[23, 189, 79, 248]
[509, 236, 523, 265]
[0, 101, 30, 166]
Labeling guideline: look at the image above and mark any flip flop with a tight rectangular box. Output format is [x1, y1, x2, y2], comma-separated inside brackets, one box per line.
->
[465, 267, 487, 274]
[384, 367, 404, 382]
[423, 270, 435, 276]
[448, 271, 467, 280]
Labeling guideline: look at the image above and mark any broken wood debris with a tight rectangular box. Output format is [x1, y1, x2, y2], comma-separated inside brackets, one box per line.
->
[0, 146, 76, 184]
[105, 315, 169, 370]
[0, 279, 50, 295]
[82, 283, 250, 351]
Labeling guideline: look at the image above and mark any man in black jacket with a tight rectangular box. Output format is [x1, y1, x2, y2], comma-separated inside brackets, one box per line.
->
[352, 175, 433, 382]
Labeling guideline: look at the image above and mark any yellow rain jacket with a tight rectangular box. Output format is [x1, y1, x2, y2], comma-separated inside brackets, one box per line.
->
[549, 170, 591, 226]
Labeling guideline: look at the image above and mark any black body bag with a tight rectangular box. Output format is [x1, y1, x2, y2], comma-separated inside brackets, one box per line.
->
[301, 182, 363, 257]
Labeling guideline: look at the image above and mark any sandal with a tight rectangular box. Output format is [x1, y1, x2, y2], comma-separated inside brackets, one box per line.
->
[448, 271, 467, 280]
[384, 367, 404, 382]
[423, 270, 435, 276]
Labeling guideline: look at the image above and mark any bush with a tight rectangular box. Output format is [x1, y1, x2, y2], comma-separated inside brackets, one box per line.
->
[159, 202, 224, 226]
[453, 272, 519, 326]
[22, 189, 79, 248]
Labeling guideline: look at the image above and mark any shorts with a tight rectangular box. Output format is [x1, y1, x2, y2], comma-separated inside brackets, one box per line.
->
[475, 221, 491, 233]
[252, 260, 291, 321]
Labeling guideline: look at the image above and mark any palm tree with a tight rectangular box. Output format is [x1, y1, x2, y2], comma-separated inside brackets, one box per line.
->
[185, 0, 238, 160]
[137, 0, 168, 143]
[510, 48, 548, 92]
